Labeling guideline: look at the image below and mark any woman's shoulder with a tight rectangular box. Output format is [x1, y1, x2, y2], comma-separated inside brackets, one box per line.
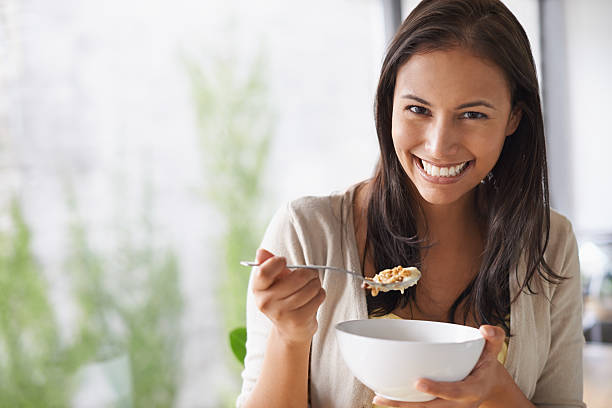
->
[544, 208, 579, 278]
[267, 183, 360, 237]
[277, 183, 359, 226]
[260, 184, 361, 261]
[547, 209, 577, 256]
[549, 209, 574, 237]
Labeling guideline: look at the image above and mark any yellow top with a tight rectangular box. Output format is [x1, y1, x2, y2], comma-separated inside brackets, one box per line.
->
[370, 313, 508, 408]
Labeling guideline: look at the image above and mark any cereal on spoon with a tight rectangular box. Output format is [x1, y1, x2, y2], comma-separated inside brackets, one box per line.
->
[363, 266, 421, 296]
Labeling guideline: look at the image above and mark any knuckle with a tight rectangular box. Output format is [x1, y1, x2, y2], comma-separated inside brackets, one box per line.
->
[256, 293, 273, 312]
[255, 267, 271, 282]
[306, 277, 322, 292]
[317, 287, 326, 300]
[298, 269, 316, 285]
[304, 296, 321, 314]
[267, 308, 281, 322]
[269, 256, 286, 272]
[259, 257, 284, 276]
[255, 299, 266, 313]
[445, 385, 461, 399]
[274, 306, 285, 320]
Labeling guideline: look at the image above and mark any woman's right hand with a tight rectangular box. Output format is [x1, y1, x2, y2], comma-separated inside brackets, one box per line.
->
[251, 248, 326, 345]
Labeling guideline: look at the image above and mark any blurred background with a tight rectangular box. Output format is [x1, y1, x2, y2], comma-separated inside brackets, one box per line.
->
[0, 0, 610, 407]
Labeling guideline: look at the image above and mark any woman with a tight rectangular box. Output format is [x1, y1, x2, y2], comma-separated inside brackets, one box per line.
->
[236, 0, 585, 407]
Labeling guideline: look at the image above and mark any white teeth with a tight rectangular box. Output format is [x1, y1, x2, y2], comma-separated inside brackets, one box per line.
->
[420, 159, 468, 178]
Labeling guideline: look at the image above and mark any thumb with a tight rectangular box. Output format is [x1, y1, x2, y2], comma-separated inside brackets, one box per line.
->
[255, 248, 275, 264]
[478, 325, 505, 362]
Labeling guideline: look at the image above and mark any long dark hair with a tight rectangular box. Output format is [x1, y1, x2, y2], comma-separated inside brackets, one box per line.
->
[366, 0, 563, 334]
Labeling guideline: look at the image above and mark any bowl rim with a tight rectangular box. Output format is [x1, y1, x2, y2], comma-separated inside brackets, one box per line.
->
[335, 319, 484, 345]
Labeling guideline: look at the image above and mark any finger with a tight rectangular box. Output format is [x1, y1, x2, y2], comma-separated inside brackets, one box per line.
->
[371, 395, 412, 406]
[372, 394, 448, 407]
[272, 268, 320, 299]
[478, 325, 505, 362]
[255, 248, 275, 264]
[291, 287, 326, 321]
[251, 255, 287, 291]
[414, 378, 469, 402]
[278, 275, 323, 310]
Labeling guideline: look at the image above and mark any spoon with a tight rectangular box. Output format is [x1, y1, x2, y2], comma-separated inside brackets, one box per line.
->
[239, 261, 420, 292]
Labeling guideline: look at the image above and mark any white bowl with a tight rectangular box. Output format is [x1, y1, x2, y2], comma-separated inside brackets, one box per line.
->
[335, 319, 485, 402]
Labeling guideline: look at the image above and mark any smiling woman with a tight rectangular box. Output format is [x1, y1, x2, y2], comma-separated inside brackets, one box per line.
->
[236, 1, 585, 407]
[391, 49, 522, 206]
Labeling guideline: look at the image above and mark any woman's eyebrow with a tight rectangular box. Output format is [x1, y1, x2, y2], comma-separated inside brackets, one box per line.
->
[456, 100, 497, 110]
[400, 93, 497, 110]
[401, 94, 431, 106]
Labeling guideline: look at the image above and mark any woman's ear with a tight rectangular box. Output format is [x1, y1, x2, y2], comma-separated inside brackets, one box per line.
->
[505, 105, 522, 136]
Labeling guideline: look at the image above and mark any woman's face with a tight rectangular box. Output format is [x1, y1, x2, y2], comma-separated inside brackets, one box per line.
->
[391, 48, 521, 206]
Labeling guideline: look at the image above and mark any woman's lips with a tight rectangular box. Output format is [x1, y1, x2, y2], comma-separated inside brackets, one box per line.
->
[412, 155, 473, 184]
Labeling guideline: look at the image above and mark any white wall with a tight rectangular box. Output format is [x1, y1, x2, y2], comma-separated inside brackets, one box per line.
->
[564, 0, 612, 234]
[4, 0, 386, 406]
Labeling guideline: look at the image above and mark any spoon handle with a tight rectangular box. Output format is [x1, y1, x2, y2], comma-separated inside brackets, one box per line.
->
[239, 261, 366, 281]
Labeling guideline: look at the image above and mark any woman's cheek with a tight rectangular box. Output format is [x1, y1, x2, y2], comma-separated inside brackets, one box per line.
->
[392, 121, 419, 151]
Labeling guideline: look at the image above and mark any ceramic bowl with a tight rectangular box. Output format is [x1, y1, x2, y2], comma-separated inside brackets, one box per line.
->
[335, 319, 485, 402]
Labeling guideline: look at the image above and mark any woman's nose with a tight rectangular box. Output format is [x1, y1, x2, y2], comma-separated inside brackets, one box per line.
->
[425, 117, 459, 157]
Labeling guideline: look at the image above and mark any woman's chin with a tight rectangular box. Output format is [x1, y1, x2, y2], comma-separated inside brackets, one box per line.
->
[420, 196, 460, 206]
[415, 188, 475, 207]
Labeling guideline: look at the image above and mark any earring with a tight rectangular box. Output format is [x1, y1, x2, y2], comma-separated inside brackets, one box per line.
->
[480, 172, 493, 184]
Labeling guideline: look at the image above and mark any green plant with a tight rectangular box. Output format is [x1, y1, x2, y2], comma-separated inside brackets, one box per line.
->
[229, 327, 247, 366]
[0, 198, 74, 407]
[0, 175, 183, 407]
[112, 241, 182, 407]
[64, 177, 183, 408]
[187, 51, 274, 333]
[185, 47, 275, 404]
[186, 54, 274, 334]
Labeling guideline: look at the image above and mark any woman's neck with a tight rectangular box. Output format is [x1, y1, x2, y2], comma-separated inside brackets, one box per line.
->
[417, 191, 481, 245]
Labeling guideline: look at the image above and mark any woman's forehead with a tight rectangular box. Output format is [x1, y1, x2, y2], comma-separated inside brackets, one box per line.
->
[394, 49, 512, 107]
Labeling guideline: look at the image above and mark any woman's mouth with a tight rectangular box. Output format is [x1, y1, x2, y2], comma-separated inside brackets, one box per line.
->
[413, 155, 473, 183]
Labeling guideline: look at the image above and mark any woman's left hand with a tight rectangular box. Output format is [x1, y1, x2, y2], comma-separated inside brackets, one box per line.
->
[372, 325, 513, 407]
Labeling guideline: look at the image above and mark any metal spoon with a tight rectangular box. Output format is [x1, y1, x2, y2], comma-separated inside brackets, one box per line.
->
[239, 261, 420, 292]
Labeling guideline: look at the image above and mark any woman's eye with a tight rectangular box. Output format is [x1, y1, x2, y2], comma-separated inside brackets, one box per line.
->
[407, 105, 430, 115]
[461, 111, 487, 119]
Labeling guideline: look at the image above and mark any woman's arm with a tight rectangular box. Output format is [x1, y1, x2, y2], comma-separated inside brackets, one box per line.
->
[244, 326, 312, 408]
[530, 221, 585, 407]
[239, 247, 325, 408]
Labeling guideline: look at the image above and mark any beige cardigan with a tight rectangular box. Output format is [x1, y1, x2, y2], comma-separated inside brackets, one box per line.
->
[237, 186, 585, 408]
